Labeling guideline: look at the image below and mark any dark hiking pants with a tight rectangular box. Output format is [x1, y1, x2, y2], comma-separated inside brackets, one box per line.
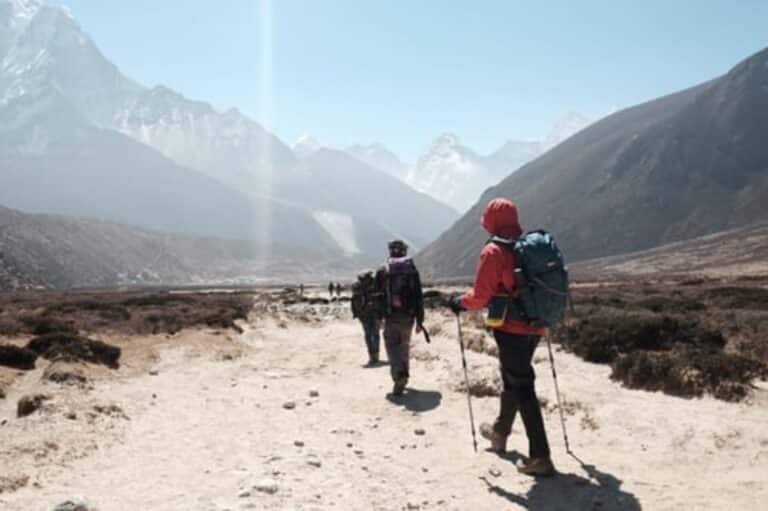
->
[360, 315, 380, 360]
[384, 316, 414, 383]
[493, 331, 551, 459]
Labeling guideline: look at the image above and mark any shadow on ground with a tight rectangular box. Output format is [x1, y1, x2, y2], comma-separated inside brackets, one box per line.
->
[386, 388, 442, 412]
[481, 452, 642, 510]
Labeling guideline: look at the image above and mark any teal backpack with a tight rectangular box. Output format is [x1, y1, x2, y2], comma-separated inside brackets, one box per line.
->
[491, 230, 570, 327]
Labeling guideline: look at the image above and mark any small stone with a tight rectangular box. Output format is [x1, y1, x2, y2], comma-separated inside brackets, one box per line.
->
[346, 442, 354, 448]
[414, 428, 426, 436]
[238, 490, 251, 498]
[65, 412, 77, 420]
[354, 449, 364, 456]
[422, 467, 429, 473]
[406, 503, 420, 510]
[149, 369, 159, 376]
[309, 390, 319, 397]
[152, 393, 157, 399]
[294, 440, 305, 447]
[253, 478, 279, 494]
[17, 394, 48, 418]
[52, 500, 93, 511]
[307, 459, 322, 468]
[489, 467, 502, 478]
[282, 401, 296, 410]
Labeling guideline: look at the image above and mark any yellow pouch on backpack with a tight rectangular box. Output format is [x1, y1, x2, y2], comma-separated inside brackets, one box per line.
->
[485, 295, 509, 328]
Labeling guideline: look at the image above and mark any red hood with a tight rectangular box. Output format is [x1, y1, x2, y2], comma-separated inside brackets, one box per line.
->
[481, 198, 523, 238]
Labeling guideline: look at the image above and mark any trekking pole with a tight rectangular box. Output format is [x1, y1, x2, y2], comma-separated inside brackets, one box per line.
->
[455, 313, 478, 453]
[545, 335, 571, 454]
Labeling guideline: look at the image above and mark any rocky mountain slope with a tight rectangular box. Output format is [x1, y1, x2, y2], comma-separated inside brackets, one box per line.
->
[0, 0, 455, 266]
[419, 47, 768, 277]
[0, 204, 348, 291]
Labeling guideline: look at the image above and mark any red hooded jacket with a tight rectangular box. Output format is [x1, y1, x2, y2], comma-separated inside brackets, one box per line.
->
[459, 198, 546, 336]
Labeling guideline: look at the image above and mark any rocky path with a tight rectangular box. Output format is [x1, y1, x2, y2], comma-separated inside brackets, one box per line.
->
[2, 305, 767, 510]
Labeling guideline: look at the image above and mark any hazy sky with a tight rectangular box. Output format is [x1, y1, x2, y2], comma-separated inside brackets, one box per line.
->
[60, 0, 767, 159]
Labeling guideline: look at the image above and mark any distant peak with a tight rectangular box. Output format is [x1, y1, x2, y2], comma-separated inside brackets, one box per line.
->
[433, 132, 460, 146]
[7, 0, 44, 17]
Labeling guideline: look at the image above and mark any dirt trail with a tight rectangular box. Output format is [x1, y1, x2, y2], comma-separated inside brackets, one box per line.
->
[1, 304, 767, 510]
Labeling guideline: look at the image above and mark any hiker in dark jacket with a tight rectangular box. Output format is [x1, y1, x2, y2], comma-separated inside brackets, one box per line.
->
[328, 282, 334, 299]
[351, 271, 383, 366]
[376, 239, 425, 396]
[449, 198, 554, 477]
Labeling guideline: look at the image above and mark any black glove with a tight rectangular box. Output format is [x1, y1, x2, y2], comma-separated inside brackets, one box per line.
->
[448, 294, 465, 315]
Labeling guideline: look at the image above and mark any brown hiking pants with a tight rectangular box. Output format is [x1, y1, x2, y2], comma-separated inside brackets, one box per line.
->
[383, 316, 414, 383]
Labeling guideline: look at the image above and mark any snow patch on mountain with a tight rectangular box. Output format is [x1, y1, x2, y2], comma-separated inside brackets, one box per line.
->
[404, 133, 489, 211]
[312, 210, 361, 256]
[293, 133, 323, 158]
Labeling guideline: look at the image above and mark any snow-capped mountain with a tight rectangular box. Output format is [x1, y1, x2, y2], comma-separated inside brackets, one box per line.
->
[542, 111, 592, 151]
[405, 114, 594, 211]
[113, 86, 296, 190]
[293, 133, 323, 159]
[404, 133, 489, 212]
[346, 143, 409, 179]
[0, 0, 458, 265]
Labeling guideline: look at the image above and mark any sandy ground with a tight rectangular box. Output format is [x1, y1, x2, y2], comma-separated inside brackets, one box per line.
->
[1, 299, 767, 510]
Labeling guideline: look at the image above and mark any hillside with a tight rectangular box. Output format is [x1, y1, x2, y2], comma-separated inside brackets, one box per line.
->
[419, 47, 768, 277]
[0, 205, 349, 291]
[571, 222, 768, 281]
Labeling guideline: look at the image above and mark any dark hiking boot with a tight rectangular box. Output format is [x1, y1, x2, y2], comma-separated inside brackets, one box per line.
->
[517, 457, 555, 477]
[480, 422, 507, 453]
[392, 378, 407, 396]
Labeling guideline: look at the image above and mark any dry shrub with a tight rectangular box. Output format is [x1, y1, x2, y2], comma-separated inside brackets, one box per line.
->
[704, 286, 768, 311]
[0, 344, 37, 370]
[611, 346, 766, 402]
[26, 334, 121, 369]
[553, 312, 724, 364]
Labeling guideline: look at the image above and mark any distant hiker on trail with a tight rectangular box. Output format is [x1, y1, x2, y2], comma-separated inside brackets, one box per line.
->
[328, 282, 334, 300]
[448, 198, 555, 477]
[351, 271, 383, 367]
[335, 282, 343, 298]
[299, 284, 305, 297]
[375, 239, 425, 397]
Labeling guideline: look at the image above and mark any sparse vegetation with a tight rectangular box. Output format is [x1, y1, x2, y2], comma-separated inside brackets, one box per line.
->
[553, 280, 768, 401]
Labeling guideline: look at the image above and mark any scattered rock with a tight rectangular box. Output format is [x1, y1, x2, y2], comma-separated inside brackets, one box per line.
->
[414, 428, 426, 436]
[149, 369, 159, 376]
[489, 467, 502, 478]
[44, 362, 88, 386]
[309, 390, 319, 397]
[17, 394, 49, 418]
[307, 459, 322, 468]
[282, 401, 296, 410]
[294, 440, 305, 447]
[354, 449, 364, 456]
[65, 412, 77, 420]
[406, 502, 420, 510]
[93, 404, 128, 420]
[0, 474, 30, 494]
[253, 479, 279, 494]
[52, 499, 94, 511]
[0, 344, 37, 370]
[238, 490, 251, 498]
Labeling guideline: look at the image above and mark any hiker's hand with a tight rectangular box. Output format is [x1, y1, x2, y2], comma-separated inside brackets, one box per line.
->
[448, 295, 465, 315]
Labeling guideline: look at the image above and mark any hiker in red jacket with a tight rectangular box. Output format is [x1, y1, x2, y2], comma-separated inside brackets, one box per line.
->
[449, 198, 554, 477]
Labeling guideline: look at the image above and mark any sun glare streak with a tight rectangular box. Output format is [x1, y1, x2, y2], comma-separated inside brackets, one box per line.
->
[256, 0, 273, 272]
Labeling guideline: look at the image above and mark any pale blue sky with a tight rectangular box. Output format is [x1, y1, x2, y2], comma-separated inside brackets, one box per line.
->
[60, 0, 767, 159]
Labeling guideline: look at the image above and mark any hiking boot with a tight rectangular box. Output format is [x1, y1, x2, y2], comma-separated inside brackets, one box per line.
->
[480, 422, 507, 453]
[392, 378, 407, 396]
[517, 457, 555, 477]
